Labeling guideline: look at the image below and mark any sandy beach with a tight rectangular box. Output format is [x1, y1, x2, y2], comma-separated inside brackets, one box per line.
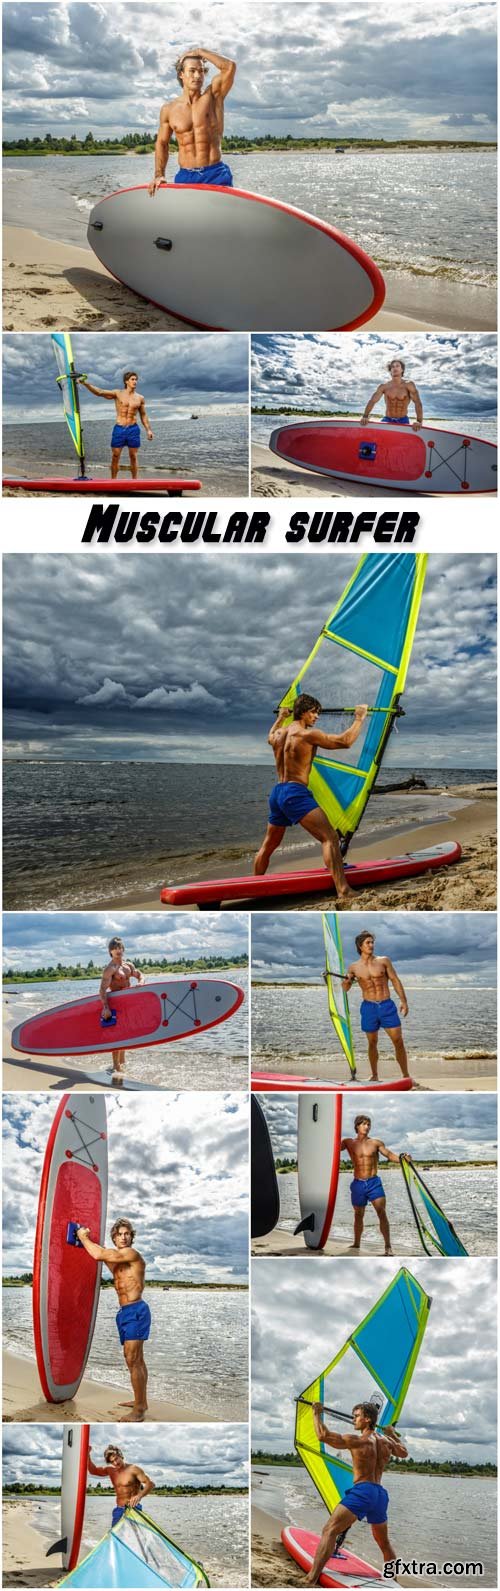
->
[3, 225, 483, 334]
[2, 1350, 214, 1425]
[156, 786, 495, 916]
[2, 1500, 55, 1588]
[252, 1227, 426, 1258]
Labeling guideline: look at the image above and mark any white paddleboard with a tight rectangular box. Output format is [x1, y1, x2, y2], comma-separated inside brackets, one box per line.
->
[87, 183, 385, 331]
[296, 1094, 343, 1249]
[60, 1426, 89, 1570]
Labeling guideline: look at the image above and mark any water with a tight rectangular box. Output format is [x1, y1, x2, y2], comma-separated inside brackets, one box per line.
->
[253, 1465, 496, 1587]
[3, 146, 496, 293]
[3, 764, 491, 910]
[4, 971, 249, 1089]
[251, 981, 496, 1085]
[3, 412, 249, 497]
[3, 1283, 249, 1421]
[272, 1163, 496, 1256]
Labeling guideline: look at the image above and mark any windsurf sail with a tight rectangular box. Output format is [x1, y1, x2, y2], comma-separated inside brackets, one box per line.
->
[51, 333, 87, 477]
[279, 553, 427, 852]
[295, 1267, 431, 1514]
[322, 912, 355, 1077]
[59, 1507, 209, 1587]
[400, 1157, 468, 1257]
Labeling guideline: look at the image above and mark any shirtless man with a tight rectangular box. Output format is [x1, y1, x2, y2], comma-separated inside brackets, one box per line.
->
[342, 1113, 411, 1254]
[99, 936, 145, 1080]
[87, 1441, 154, 1523]
[304, 1400, 407, 1584]
[149, 47, 236, 196]
[343, 930, 410, 1081]
[254, 695, 368, 901]
[76, 1218, 150, 1421]
[362, 358, 423, 429]
[79, 371, 153, 479]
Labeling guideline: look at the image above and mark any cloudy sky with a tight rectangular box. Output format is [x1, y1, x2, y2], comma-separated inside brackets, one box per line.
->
[251, 911, 497, 986]
[3, 553, 497, 765]
[3, 1422, 248, 1490]
[3, 333, 248, 425]
[256, 1089, 497, 1166]
[3, 1, 497, 142]
[2, 1092, 249, 1282]
[252, 333, 498, 420]
[251, 1257, 497, 1463]
[2, 909, 248, 972]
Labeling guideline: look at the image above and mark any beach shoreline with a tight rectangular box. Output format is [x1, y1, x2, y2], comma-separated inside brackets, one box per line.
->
[4, 224, 495, 333]
[2, 1350, 218, 1424]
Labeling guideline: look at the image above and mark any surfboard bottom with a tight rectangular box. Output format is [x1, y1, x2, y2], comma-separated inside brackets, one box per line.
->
[161, 842, 461, 907]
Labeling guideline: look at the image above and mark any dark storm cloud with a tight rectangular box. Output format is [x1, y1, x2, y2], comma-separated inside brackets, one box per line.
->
[3, 1422, 248, 1488]
[3, 333, 248, 421]
[250, 911, 497, 983]
[3, 554, 497, 764]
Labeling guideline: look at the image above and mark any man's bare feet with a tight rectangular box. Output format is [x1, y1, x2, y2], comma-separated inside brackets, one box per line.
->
[119, 1407, 147, 1422]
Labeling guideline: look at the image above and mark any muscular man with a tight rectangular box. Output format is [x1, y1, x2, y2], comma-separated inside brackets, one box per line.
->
[99, 936, 145, 1081]
[76, 1218, 150, 1421]
[149, 47, 236, 195]
[88, 1441, 154, 1523]
[79, 371, 153, 479]
[303, 1400, 407, 1585]
[254, 694, 368, 901]
[343, 931, 411, 1081]
[362, 358, 423, 429]
[342, 1112, 411, 1254]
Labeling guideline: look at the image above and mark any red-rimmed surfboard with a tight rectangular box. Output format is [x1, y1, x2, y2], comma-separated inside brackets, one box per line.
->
[46, 1427, 90, 1571]
[12, 978, 244, 1057]
[296, 1094, 343, 1249]
[252, 1073, 413, 1093]
[160, 842, 462, 907]
[269, 420, 497, 493]
[33, 1095, 108, 1402]
[282, 1525, 383, 1586]
[87, 183, 385, 331]
[3, 477, 202, 495]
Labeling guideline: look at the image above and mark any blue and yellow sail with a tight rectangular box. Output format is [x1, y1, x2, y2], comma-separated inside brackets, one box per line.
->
[400, 1158, 468, 1257]
[279, 553, 427, 850]
[59, 1507, 209, 1587]
[295, 1267, 431, 1513]
[52, 333, 86, 473]
[322, 912, 356, 1077]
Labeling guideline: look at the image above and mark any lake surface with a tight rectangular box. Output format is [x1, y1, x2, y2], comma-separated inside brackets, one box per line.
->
[3, 1283, 249, 1420]
[253, 1464, 496, 1586]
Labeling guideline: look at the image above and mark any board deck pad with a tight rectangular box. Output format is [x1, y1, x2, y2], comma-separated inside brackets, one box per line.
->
[282, 1525, 382, 1586]
[161, 842, 462, 907]
[87, 183, 385, 331]
[269, 420, 497, 493]
[12, 977, 244, 1056]
[3, 477, 201, 495]
[33, 1096, 108, 1401]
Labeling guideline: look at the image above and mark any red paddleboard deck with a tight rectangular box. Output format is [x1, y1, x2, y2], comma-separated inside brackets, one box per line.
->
[252, 1073, 412, 1093]
[282, 1525, 383, 1586]
[12, 977, 244, 1056]
[33, 1096, 108, 1402]
[161, 842, 461, 907]
[3, 477, 202, 495]
[269, 420, 497, 493]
